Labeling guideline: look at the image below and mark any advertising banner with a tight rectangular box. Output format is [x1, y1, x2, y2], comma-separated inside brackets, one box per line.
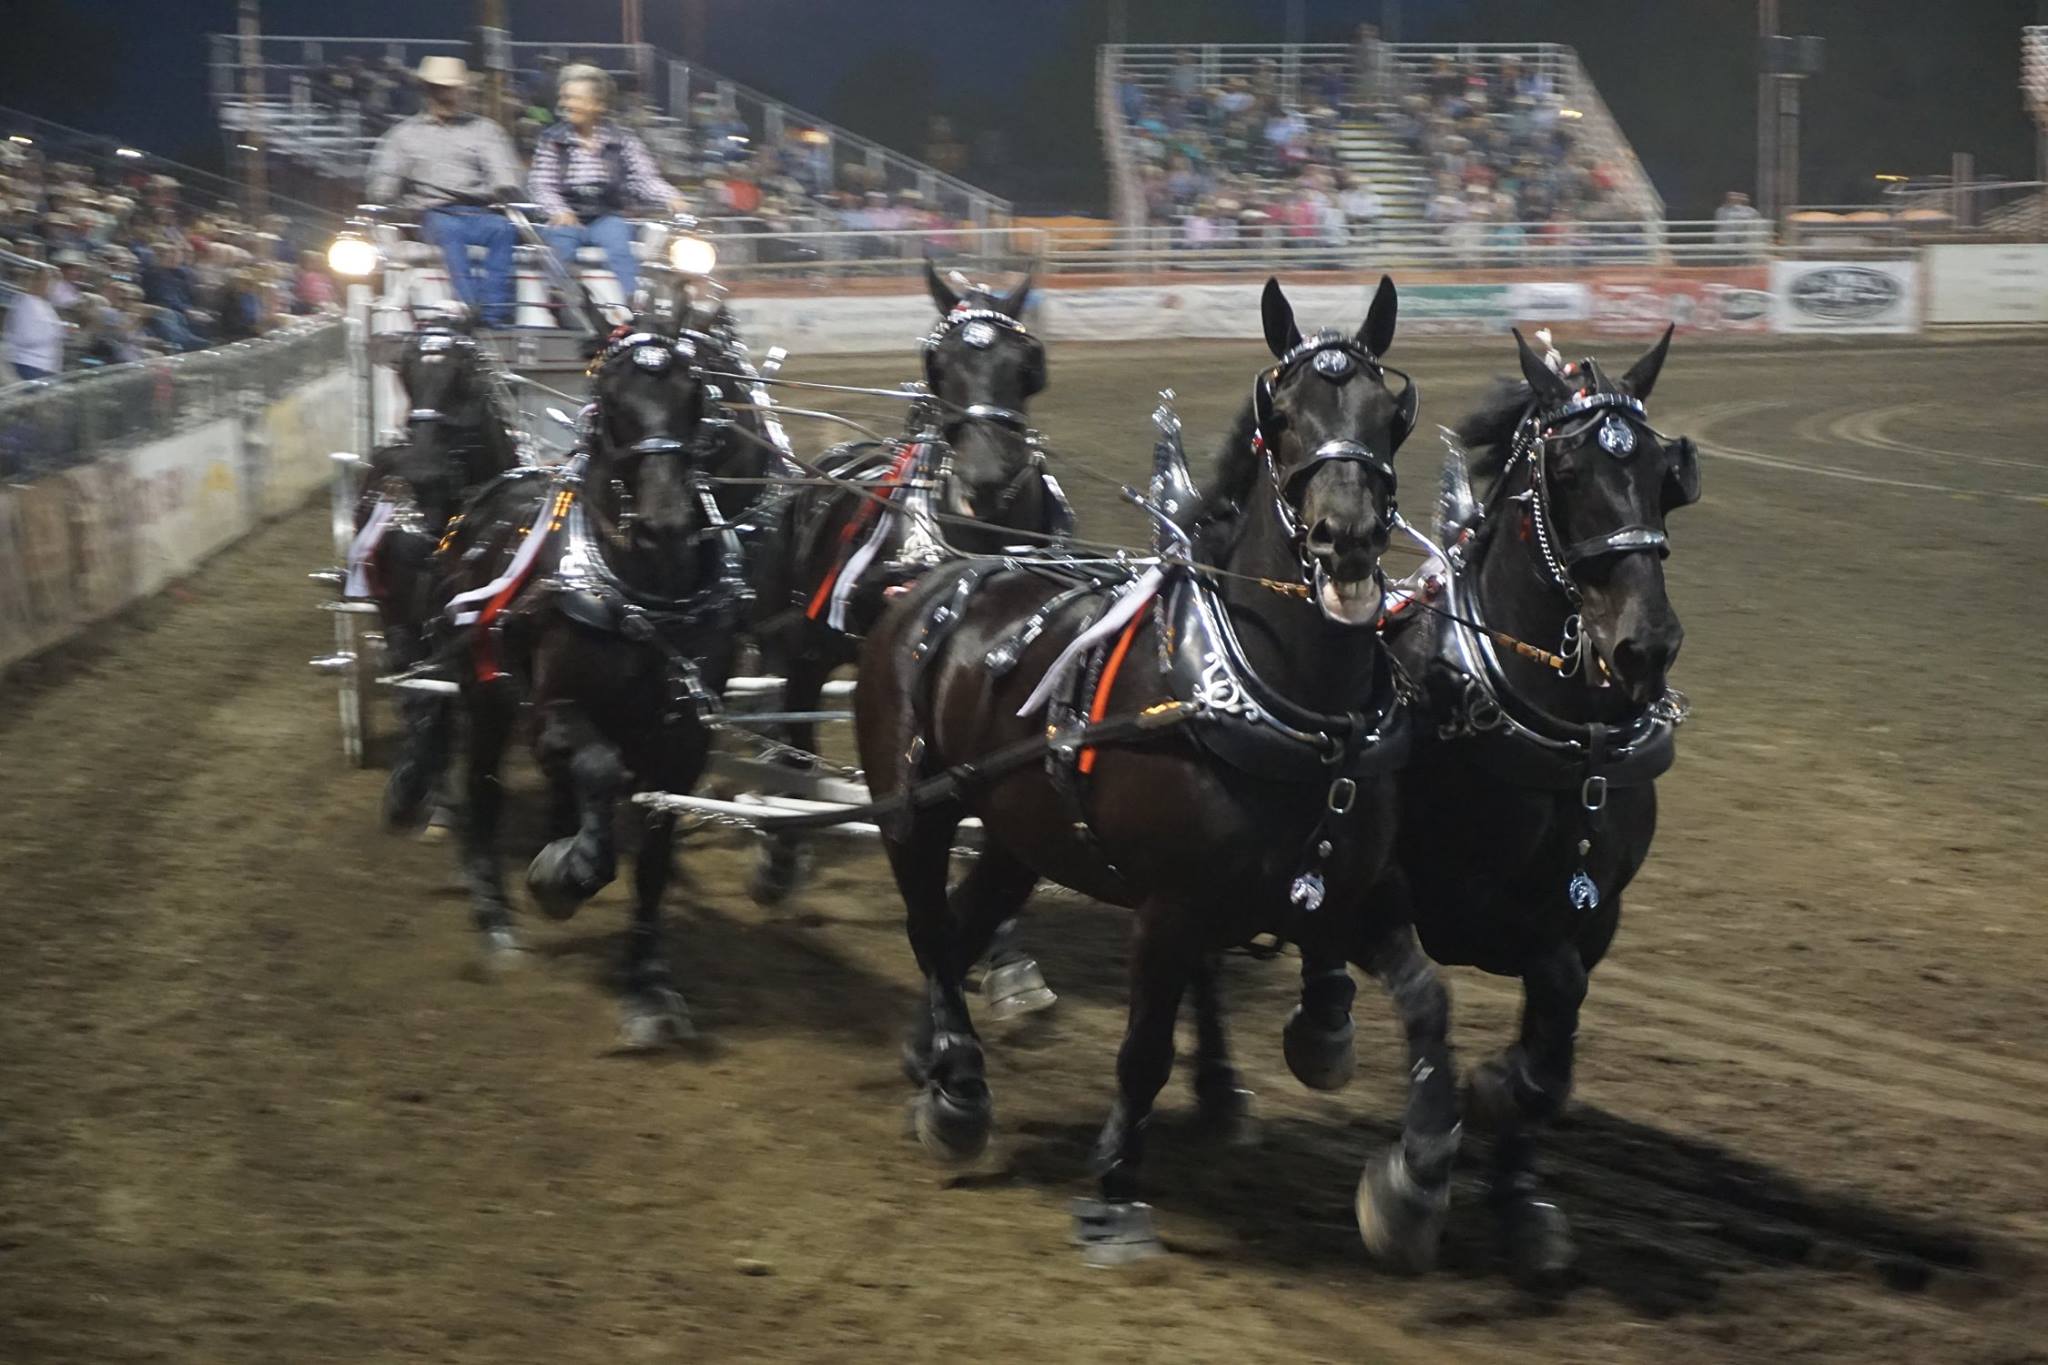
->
[1925, 245, 2048, 324]
[1770, 259, 1921, 334]
[1586, 269, 1772, 334]
[125, 417, 246, 597]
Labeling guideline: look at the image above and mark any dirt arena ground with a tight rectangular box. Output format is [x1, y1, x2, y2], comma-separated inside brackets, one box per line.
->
[4, 330, 2048, 1364]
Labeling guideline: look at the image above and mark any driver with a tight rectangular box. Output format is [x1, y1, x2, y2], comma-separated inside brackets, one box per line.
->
[365, 56, 524, 328]
[526, 64, 688, 308]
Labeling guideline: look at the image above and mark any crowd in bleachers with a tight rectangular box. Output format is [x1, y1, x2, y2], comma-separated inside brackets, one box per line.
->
[2, 141, 337, 384]
[1118, 47, 1647, 251]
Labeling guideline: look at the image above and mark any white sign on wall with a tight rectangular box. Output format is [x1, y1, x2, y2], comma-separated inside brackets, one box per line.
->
[1925, 245, 2048, 324]
[1770, 259, 1921, 334]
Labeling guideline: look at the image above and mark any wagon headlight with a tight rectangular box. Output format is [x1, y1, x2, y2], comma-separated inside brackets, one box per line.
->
[327, 230, 379, 278]
[668, 233, 717, 277]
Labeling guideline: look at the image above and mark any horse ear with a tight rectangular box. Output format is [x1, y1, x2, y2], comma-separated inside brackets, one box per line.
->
[1623, 323, 1674, 402]
[996, 264, 1035, 320]
[924, 255, 961, 315]
[1260, 277, 1301, 359]
[1663, 435, 1702, 512]
[1514, 328, 1570, 408]
[1359, 274, 1397, 358]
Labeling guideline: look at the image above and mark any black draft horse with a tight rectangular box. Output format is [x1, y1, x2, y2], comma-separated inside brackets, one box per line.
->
[1302, 326, 1700, 1288]
[348, 315, 522, 830]
[438, 324, 747, 1046]
[854, 278, 1461, 1268]
[748, 262, 1067, 910]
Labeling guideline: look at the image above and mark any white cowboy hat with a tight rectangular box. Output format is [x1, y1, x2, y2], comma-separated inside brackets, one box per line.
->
[414, 56, 472, 89]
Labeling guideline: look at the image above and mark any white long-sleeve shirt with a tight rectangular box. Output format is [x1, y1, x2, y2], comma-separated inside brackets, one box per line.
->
[4, 291, 64, 377]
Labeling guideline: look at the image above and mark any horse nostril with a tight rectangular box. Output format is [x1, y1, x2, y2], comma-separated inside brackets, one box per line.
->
[1306, 518, 1338, 556]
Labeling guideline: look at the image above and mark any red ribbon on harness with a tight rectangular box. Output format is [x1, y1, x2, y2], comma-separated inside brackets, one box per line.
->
[804, 442, 923, 622]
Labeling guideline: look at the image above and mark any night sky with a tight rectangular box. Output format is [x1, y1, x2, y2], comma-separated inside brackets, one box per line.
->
[3, 0, 2042, 217]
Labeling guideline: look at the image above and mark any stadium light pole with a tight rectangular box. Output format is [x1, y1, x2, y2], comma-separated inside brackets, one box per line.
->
[1756, 0, 1778, 220]
[238, 0, 267, 217]
[477, 0, 507, 127]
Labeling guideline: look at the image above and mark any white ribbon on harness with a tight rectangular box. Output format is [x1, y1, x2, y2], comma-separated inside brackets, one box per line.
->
[342, 496, 395, 600]
[1015, 566, 1163, 718]
[446, 506, 553, 627]
[825, 444, 922, 632]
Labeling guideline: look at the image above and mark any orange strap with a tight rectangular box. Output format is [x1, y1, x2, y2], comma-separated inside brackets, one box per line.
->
[806, 442, 921, 622]
[1078, 606, 1148, 775]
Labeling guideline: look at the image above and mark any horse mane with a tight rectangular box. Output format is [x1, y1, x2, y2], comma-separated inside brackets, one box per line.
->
[1187, 395, 1262, 559]
[1453, 377, 1534, 489]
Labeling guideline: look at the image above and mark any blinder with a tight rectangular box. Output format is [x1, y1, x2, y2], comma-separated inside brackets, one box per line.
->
[1516, 381, 1693, 587]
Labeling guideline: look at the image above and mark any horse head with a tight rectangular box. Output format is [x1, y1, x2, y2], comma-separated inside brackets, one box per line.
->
[584, 328, 714, 548]
[380, 315, 510, 527]
[1510, 325, 1699, 704]
[921, 258, 1047, 524]
[1251, 275, 1415, 625]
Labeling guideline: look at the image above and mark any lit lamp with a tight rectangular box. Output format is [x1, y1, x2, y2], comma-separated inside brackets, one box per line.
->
[327, 226, 380, 278]
[668, 232, 717, 277]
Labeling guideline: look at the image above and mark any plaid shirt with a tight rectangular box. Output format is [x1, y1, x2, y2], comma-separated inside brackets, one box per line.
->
[527, 121, 674, 220]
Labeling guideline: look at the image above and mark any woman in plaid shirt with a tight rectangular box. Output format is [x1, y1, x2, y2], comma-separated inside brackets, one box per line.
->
[527, 65, 687, 308]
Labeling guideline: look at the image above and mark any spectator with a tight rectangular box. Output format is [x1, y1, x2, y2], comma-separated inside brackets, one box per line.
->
[1714, 189, 1767, 261]
[528, 63, 686, 307]
[365, 56, 524, 328]
[4, 269, 65, 382]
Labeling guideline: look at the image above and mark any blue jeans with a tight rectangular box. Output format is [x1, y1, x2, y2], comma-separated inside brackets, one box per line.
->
[539, 214, 640, 305]
[421, 206, 516, 327]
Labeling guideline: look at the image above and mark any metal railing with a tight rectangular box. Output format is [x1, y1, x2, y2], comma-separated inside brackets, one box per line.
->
[696, 219, 1774, 287]
[0, 318, 345, 483]
[1785, 187, 2048, 247]
[207, 34, 1010, 227]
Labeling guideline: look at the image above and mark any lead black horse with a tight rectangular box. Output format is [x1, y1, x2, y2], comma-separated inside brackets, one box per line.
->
[853, 278, 1463, 1268]
[436, 323, 748, 1044]
[1297, 326, 1700, 1287]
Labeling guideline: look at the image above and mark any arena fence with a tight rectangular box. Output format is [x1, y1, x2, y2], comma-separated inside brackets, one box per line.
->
[0, 318, 354, 673]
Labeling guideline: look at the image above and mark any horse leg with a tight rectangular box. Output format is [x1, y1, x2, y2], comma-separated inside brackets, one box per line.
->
[1353, 924, 1460, 1272]
[972, 880, 1056, 1023]
[615, 806, 696, 1048]
[1468, 938, 1589, 1291]
[458, 684, 521, 962]
[381, 626, 449, 833]
[893, 808, 992, 1162]
[750, 647, 826, 906]
[1188, 953, 1257, 1145]
[526, 701, 623, 921]
[1075, 898, 1193, 1265]
[1283, 946, 1359, 1091]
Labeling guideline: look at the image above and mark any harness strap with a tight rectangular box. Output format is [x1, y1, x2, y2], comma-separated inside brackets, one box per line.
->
[1077, 607, 1147, 775]
[805, 441, 922, 624]
[747, 700, 1202, 834]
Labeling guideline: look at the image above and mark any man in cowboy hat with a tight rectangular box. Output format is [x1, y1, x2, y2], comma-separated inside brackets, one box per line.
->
[366, 56, 525, 327]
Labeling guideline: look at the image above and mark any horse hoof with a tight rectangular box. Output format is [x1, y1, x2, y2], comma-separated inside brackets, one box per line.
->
[416, 803, 458, 844]
[527, 838, 604, 921]
[1356, 1148, 1450, 1274]
[479, 926, 525, 970]
[618, 988, 696, 1049]
[983, 958, 1057, 1022]
[1194, 1082, 1262, 1148]
[1071, 1198, 1167, 1268]
[1282, 1004, 1355, 1091]
[910, 1082, 992, 1164]
[1501, 1196, 1576, 1293]
[747, 841, 808, 907]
